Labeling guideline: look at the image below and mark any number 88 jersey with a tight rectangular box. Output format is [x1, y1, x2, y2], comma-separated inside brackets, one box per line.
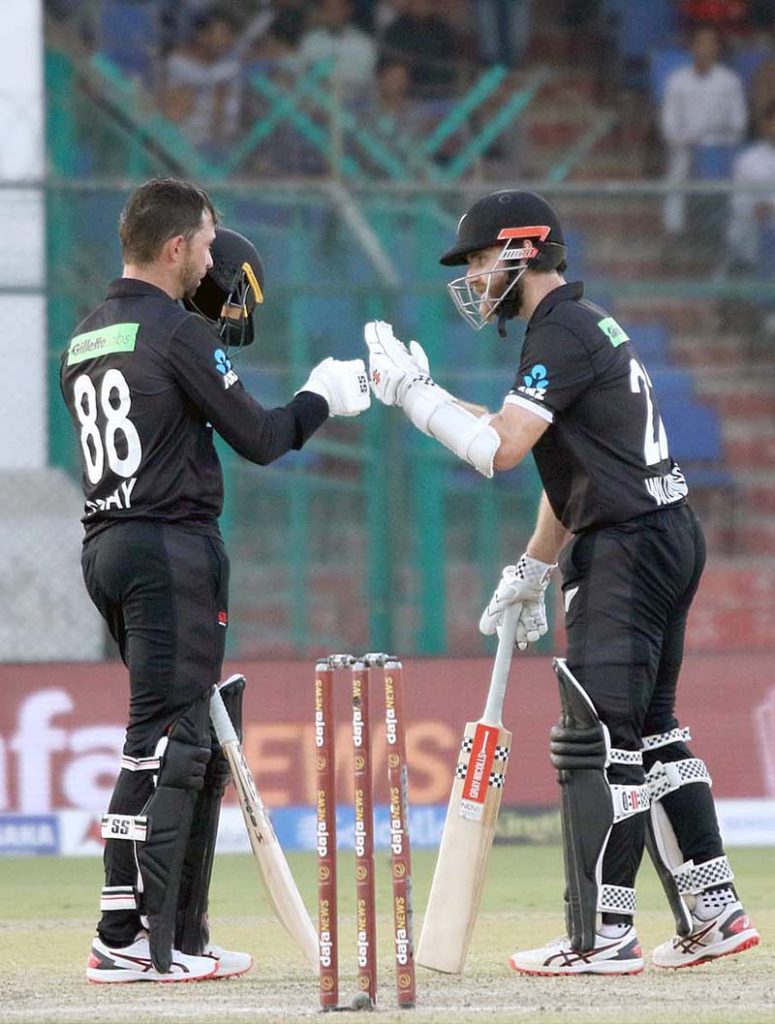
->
[506, 282, 688, 534]
[60, 279, 234, 537]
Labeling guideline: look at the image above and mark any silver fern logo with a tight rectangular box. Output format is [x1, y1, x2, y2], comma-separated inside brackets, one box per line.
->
[520, 363, 549, 399]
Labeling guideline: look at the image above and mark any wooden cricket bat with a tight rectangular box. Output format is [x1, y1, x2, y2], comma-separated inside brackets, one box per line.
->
[416, 604, 519, 974]
[210, 683, 319, 973]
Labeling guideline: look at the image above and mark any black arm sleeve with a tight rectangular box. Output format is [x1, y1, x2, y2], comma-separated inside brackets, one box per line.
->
[168, 315, 329, 465]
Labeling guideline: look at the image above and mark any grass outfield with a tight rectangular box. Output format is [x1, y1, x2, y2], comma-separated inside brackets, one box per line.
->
[0, 846, 771, 1024]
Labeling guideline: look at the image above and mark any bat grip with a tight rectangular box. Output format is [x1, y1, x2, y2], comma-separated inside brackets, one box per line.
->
[210, 685, 239, 745]
[481, 602, 520, 725]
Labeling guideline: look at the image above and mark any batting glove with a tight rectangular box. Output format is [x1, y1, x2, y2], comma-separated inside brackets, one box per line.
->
[364, 320, 431, 406]
[479, 552, 557, 650]
[297, 357, 371, 416]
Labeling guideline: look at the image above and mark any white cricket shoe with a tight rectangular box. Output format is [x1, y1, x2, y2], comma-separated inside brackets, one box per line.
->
[652, 901, 760, 969]
[86, 932, 217, 983]
[509, 927, 644, 976]
[202, 942, 253, 979]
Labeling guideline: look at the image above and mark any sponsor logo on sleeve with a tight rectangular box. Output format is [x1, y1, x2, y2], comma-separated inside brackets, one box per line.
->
[597, 316, 629, 347]
[214, 348, 239, 389]
[517, 363, 550, 401]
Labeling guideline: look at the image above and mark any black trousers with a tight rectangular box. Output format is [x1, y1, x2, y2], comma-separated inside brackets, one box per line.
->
[558, 504, 724, 896]
[82, 520, 230, 753]
[82, 520, 230, 944]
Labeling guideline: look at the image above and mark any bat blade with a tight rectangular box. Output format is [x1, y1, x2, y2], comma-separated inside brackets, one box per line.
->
[416, 718, 511, 973]
[211, 687, 319, 973]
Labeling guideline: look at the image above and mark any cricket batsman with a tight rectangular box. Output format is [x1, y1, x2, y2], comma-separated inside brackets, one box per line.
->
[364, 189, 760, 974]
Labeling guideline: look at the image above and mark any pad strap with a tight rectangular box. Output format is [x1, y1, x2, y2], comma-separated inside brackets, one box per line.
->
[674, 855, 734, 896]
[402, 380, 501, 477]
[642, 726, 692, 751]
[610, 784, 650, 822]
[101, 813, 148, 842]
[120, 754, 162, 772]
[100, 885, 137, 911]
[608, 748, 643, 766]
[646, 758, 711, 802]
[598, 884, 636, 915]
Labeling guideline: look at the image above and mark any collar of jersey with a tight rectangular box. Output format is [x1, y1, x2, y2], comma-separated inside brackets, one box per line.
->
[528, 280, 584, 326]
[107, 278, 173, 301]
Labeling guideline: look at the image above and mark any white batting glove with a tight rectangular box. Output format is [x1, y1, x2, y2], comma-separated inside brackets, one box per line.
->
[297, 357, 371, 416]
[479, 553, 557, 650]
[364, 320, 431, 406]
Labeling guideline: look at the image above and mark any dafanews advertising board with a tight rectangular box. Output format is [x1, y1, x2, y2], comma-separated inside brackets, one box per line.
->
[0, 655, 773, 854]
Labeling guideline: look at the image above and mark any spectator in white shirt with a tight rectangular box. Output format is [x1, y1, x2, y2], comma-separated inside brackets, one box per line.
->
[298, 0, 377, 98]
[660, 24, 748, 234]
[728, 102, 775, 267]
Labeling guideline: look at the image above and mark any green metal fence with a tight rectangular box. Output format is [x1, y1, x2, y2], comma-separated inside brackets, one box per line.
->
[38, 49, 775, 663]
[45, 176, 543, 660]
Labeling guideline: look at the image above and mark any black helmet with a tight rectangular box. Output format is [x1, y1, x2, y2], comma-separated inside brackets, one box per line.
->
[441, 190, 567, 333]
[440, 190, 566, 269]
[186, 227, 264, 347]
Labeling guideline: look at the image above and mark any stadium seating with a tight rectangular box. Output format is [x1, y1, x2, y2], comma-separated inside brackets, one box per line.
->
[604, 0, 677, 62]
[96, 0, 159, 84]
[729, 44, 773, 92]
[692, 143, 740, 180]
[623, 320, 670, 364]
[660, 399, 734, 490]
[648, 47, 692, 104]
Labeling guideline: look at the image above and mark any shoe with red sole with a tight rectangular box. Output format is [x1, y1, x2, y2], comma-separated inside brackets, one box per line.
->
[652, 902, 760, 969]
[509, 926, 644, 976]
[86, 932, 217, 983]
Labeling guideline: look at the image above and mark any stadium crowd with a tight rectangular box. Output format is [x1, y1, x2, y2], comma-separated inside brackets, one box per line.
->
[42, 0, 775, 222]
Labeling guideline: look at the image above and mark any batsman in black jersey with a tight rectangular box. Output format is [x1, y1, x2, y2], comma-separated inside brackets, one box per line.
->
[364, 190, 759, 974]
[61, 178, 370, 983]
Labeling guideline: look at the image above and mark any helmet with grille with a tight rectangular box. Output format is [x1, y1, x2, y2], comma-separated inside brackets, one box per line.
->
[186, 227, 264, 347]
[440, 190, 567, 332]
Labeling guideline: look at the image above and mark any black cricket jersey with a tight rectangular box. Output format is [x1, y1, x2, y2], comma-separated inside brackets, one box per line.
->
[507, 282, 688, 533]
[60, 279, 328, 538]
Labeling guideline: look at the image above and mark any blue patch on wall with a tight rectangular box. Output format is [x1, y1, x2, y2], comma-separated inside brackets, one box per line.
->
[0, 814, 59, 856]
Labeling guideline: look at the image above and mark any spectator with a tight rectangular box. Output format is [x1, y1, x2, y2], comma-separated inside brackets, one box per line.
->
[160, 9, 242, 152]
[297, 0, 377, 97]
[728, 101, 775, 267]
[473, 0, 534, 69]
[246, 6, 307, 77]
[357, 55, 435, 172]
[659, 23, 747, 235]
[371, 56, 427, 129]
[246, 8, 329, 178]
[380, 0, 464, 94]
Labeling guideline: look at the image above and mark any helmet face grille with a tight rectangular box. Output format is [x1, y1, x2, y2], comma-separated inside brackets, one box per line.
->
[447, 238, 530, 331]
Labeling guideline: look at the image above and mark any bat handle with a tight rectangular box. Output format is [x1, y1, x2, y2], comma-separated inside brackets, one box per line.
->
[210, 684, 239, 745]
[482, 602, 520, 725]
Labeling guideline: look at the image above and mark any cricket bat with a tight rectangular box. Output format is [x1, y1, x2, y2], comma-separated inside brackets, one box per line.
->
[416, 603, 519, 974]
[210, 682, 319, 973]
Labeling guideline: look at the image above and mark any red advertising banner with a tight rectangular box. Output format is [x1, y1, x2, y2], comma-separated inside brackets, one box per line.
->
[1, 654, 773, 816]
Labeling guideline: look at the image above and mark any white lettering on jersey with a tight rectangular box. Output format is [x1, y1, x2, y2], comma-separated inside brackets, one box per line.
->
[645, 465, 688, 506]
[518, 383, 548, 401]
[85, 477, 138, 516]
[222, 369, 239, 390]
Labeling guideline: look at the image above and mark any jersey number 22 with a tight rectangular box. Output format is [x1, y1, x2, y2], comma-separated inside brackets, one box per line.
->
[629, 359, 669, 467]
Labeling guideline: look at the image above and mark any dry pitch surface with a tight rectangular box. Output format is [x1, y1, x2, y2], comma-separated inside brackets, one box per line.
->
[0, 847, 772, 1024]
